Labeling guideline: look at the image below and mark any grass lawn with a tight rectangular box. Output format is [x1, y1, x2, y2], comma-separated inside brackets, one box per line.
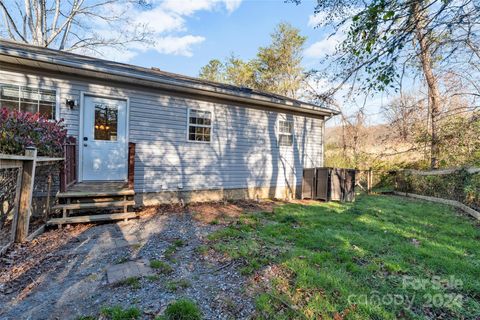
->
[209, 194, 480, 319]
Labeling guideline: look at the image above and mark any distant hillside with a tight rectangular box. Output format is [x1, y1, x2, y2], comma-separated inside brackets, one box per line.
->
[324, 124, 425, 169]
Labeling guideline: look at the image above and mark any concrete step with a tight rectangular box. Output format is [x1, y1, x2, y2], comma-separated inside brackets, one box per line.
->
[52, 200, 135, 211]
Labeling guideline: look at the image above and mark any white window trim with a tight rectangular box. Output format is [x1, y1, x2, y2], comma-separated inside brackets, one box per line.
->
[55, 89, 61, 121]
[186, 108, 213, 144]
[277, 119, 295, 147]
[0, 83, 59, 121]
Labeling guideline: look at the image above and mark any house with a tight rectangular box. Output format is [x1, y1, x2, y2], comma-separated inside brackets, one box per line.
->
[0, 40, 339, 207]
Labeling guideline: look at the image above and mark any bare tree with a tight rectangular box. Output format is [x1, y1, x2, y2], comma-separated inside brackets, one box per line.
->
[291, 0, 480, 168]
[382, 94, 426, 142]
[0, 0, 152, 53]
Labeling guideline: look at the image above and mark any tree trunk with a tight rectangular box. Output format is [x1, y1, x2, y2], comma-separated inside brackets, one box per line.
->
[412, 2, 441, 169]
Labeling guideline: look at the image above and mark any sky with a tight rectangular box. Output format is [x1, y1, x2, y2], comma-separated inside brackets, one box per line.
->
[126, 0, 329, 76]
[100, 0, 393, 124]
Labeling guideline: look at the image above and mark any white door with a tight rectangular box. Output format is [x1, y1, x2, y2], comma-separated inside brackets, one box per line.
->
[82, 96, 128, 181]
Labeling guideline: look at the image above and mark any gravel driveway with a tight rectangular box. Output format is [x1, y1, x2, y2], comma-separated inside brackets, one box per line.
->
[0, 210, 255, 319]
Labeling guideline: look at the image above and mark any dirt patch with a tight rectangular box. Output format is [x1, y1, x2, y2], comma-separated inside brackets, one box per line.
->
[0, 224, 91, 296]
[139, 199, 280, 225]
[189, 200, 279, 224]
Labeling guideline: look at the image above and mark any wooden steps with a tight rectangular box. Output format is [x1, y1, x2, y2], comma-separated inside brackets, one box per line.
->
[51, 181, 137, 226]
[56, 189, 135, 198]
[47, 212, 138, 226]
[52, 200, 135, 211]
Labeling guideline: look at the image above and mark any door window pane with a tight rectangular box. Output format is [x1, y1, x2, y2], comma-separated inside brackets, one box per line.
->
[94, 103, 118, 141]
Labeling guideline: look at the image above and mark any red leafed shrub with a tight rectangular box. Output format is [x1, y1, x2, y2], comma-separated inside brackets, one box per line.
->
[0, 108, 68, 157]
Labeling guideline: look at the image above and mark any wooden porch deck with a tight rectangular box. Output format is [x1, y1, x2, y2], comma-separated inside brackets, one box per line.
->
[58, 181, 134, 197]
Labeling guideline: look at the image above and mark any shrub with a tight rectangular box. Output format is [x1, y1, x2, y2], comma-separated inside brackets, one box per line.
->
[159, 299, 202, 320]
[0, 108, 68, 157]
[397, 169, 480, 211]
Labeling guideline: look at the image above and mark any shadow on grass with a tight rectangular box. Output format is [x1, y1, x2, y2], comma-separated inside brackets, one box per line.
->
[208, 194, 480, 319]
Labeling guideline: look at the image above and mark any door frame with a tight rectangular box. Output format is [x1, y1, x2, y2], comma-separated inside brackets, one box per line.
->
[78, 91, 130, 182]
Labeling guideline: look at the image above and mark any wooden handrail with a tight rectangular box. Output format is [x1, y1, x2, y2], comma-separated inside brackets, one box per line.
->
[128, 142, 136, 190]
[60, 137, 77, 193]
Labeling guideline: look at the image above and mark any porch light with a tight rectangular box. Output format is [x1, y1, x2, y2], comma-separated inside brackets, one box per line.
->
[65, 99, 76, 108]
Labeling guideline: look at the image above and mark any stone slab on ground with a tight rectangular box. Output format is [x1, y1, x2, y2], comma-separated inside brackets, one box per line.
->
[106, 259, 154, 284]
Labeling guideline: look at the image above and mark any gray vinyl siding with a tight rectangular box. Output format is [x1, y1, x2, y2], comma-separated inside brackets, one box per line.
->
[0, 65, 324, 193]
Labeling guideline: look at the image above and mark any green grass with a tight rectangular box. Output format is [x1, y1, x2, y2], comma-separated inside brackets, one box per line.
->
[117, 277, 141, 290]
[156, 299, 202, 320]
[166, 278, 191, 292]
[146, 274, 161, 282]
[195, 245, 209, 255]
[209, 194, 480, 319]
[100, 306, 141, 320]
[164, 239, 186, 261]
[150, 259, 173, 274]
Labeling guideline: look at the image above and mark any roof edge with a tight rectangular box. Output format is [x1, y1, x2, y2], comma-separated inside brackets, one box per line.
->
[0, 40, 340, 117]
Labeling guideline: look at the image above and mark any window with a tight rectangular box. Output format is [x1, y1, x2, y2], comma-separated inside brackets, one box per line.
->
[278, 120, 294, 146]
[94, 103, 118, 141]
[188, 109, 212, 142]
[0, 84, 56, 119]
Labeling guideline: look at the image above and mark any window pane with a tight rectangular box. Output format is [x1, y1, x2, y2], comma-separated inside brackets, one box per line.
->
[279, 121, 293, 134]
[0, 84, 56, 118]
[21, 87, 39, 103]
[0, 100, 18, 111]
[20, 103, 37, 113]
[39, 89, 56, 103]
[279, 134, 293, 146]
[188, 109, 212, 142]
[94, 103, 118, 141]
[39, 104, 54, 119]
[1, 85, 19, 101]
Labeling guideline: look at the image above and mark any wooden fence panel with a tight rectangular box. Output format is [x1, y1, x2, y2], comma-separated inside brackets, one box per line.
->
[15, 148, 37, 242]
[0, 148, 63, 251]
